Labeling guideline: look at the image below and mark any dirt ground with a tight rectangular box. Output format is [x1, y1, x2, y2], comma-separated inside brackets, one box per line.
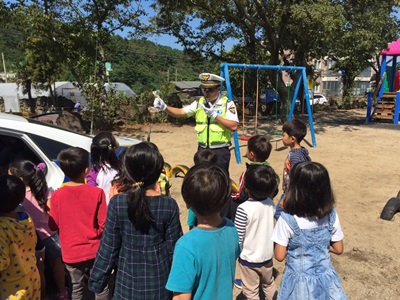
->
[116, 109, 400, 300]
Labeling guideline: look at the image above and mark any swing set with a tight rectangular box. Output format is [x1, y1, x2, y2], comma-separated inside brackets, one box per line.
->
[219, 63, 317, 164]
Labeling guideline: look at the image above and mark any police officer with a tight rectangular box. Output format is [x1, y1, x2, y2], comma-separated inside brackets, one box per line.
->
[153, 73, 238, 175]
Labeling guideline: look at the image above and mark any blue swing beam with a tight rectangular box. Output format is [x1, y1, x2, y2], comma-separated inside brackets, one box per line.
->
[220, 63, 317, 164]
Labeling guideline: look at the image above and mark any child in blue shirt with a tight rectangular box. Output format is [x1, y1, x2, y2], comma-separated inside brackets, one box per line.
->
[166, 164, 240, 300]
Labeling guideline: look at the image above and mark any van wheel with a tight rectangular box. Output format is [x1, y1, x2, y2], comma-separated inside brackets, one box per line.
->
[380, 198, 400, 221]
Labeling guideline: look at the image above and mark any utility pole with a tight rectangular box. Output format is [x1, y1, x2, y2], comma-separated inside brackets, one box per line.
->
[167, 68, 178, 82]
[2, 52, 7, 83]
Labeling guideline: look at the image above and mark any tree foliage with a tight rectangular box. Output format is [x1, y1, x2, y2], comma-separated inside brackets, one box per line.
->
[329, 1, 399, 100]
[153, 0, 399, 120]
[1, 0, 399, 125]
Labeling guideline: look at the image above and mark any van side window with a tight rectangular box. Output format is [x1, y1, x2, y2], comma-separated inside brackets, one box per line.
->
[0, 135, 40, 175]
[28, 134, 71, 161]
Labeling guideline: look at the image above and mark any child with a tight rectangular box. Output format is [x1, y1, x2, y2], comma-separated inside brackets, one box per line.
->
[166, 164, 240, 300]
[89, 142, 183, 299]
[87, 131, 120, 204]
[110, 147, 172, 198]
[193, 148, 218, 165]
[187, 149, 218, 229]
[48, 147, 109, 300]
[157, 172, 172, 196]
[271, 162, 347, 300]
[231, 135, 273, 220]
[9, 160, 68, 300]
[234, 165, 278, 299]
[34, 231, 47, 300]
[0, 175, 41, 300]
[275, 119, 311, 220]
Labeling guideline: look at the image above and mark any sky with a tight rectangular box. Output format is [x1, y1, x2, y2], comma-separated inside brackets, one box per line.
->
[146, 33, 238, 51]
[8, 1, 399, 52]
[137, 3, 400, 52]
[128, 1, 239, 51]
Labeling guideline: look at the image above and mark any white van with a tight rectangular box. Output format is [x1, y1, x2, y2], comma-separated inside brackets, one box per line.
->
[0, 113, 140, 190]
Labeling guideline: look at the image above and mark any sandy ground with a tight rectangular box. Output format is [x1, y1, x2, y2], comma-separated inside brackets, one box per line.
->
[116, 108, 400, 300]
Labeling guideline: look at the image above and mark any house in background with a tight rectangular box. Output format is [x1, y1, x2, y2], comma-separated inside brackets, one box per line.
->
[313, 59, 374, 97]
[171, 80, 202, 98]
[0, 72, 16, 82]
[0, 83, 50, 112]
[0, 82, 136, 112]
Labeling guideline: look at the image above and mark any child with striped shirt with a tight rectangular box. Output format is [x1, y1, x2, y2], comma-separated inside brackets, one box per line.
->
[234, 164, 279, 299]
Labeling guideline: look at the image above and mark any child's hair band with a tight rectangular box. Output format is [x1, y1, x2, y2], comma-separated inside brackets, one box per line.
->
[34, 162, 46, 171]
[108, 144, 113, 149]
[132, 181, 144, 188]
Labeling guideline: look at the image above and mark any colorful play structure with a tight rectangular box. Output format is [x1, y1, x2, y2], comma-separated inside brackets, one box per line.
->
[220, 63, 317, 164]
[366, 38, 400, 124]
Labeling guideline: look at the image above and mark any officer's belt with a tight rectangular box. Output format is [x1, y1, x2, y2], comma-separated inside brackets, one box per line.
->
[198, 142, 231, 149]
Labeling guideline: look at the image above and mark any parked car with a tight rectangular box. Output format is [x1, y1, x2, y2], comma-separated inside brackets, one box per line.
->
[0, 112, 140, 190]
[260, 88, 279, 103]
[313, 93, 328, 105]
[296, 93, 328, 106]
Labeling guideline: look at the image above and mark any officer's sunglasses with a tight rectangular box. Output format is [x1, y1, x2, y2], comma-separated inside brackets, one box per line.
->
[201, 86, 218, 93]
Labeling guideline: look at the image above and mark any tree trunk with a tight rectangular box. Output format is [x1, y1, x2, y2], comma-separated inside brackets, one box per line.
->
[27, 89, 35, 114]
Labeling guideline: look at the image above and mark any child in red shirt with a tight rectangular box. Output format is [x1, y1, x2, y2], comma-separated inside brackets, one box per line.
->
[49, 147, 109, 300]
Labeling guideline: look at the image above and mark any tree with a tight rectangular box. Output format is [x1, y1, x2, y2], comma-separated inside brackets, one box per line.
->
[7, 1, 69, 106]
[0, 3, 26, 74]
[14, 60, 35, 113]
[8, 0, 149, 128]
[327, 1, 399, 101]
[152, 0, 399, 120]
[152, 0, 343, 120]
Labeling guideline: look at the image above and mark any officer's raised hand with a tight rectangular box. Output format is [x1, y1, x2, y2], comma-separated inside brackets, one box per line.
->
[153, 97, 167, 111]
[202, 104, 218, 119]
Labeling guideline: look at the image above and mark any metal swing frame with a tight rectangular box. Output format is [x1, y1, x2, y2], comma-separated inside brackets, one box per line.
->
[220, 62, 317, 164]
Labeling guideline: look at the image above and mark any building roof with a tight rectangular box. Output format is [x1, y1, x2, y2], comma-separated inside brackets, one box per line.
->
[0, 82, 136, 112]
[381, 38, 400, 56]
[105, 82, 136, 96]
[172, 81, 202, 90]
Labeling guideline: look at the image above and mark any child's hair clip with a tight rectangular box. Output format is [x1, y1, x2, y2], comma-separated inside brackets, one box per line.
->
[132, 181, 144, 188]
[34, 162, 46, 171]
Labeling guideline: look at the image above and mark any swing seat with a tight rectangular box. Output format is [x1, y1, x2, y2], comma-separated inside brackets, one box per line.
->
[239, 135, 254, 141]
[273, 130, 283, 136]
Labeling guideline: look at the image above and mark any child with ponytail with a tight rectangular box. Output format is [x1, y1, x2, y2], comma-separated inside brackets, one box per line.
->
[9, 160, 68, 300]
[89, 141, 183, 299]
[87, 131, 120, 204]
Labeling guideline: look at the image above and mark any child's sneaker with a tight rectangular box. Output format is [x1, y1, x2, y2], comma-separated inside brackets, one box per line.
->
[234, 278, 242, 289]
[57, 290, 69, 300]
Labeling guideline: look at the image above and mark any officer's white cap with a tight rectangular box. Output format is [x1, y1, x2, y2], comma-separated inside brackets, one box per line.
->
[199, 73, 225, 87]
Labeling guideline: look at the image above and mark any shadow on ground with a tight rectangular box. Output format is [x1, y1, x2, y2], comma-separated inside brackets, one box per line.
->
[243, 109, 400, 137]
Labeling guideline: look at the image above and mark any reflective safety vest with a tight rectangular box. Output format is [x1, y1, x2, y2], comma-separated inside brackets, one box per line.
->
[195, 96, 232, 148]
